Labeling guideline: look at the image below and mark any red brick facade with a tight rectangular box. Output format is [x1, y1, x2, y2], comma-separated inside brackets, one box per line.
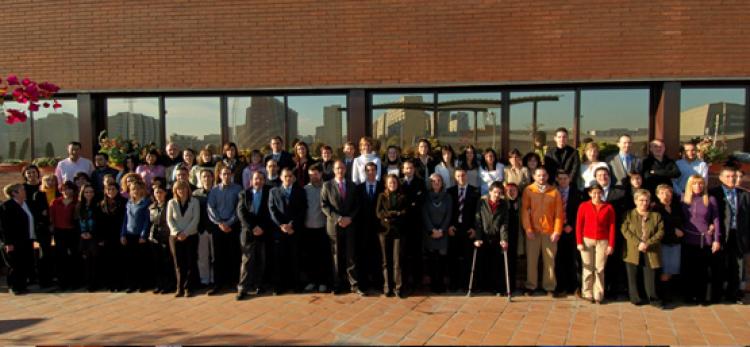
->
[2, 1, 749, 91]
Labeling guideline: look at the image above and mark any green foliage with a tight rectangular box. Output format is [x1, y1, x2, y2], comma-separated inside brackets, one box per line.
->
[31, 157, 60, 168]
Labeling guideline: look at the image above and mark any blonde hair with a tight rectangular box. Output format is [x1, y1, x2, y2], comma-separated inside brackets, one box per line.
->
[40, 173, 58, 192]
[3, 183, 23, 199]
[633, 188, 651, 202]
[683, 174, 709, 206]
[583, 142, 600, 163]
[120, 173, 142, 195]
[172, 180, 192, 202]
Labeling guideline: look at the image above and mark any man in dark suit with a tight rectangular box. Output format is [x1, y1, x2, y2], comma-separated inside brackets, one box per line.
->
[236, 171, 273, 300]
[607, 134, 643, 187]
[709, 166, 749, 304]
[544, 127, 580, 188]
[555, 170, 583, 295]
[268, 168, 307, 294]
[1, 183, 35, 295]
[342, 141, 356, 182]
[320, 160, 363, 295]
[401, 159, 427, 293]
[641, 139, 680, 193]
[446, 168, 480, 292]
[355, 162, 384, 291]
[591, 166, 629, 299]
[263, 136, 294, 170]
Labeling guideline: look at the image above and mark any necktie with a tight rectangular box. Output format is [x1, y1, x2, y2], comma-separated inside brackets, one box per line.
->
[727, 189, 737, 229]
[252, 190, 261, 213]
[458, 187, 465, 224]
[339, 180, 346, 200]
[369, 184, 375, 200]
[562, 190, 568, 224]
[623, 155, 630, 171]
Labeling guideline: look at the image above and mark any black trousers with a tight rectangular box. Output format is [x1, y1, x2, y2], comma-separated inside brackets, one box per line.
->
[447, 227, 473, 291]
[301, 227, 331, 286]
[54, 228, 80, 288]
[356, 219, 382, 290]
[682, 243, 711, 302]
[426, 249, 447, 292]
[35, 232, 55, 287]
[238, 238, 265, 293]
[213, 224, 241, 288]
[2, 240, 34, 291]
[480, 240, 513, 294]
[270, 233, 300, 292]
[555, 231, 579, 293]
[170, 234, 198, 292]
[403, 216, 424, 291]
[80, 238, 102, 289]
[605, 231, 627, 297]
[625, 253, 658, 304]
[123, 235, 150, 290]
[329, 225, 358, 291]
[378, 232, 402, 294]
[712, 230, 745, 301]
[151, 240, 175, 291]
[101, 239, 125, 290]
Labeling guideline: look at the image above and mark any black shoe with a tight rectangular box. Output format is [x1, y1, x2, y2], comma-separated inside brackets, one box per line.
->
[138, 287, 149, 293]
[9, 288, 28, 295]
[206, 286, 221, 296]
[523, 289, 534, 296]
[650, 300, 664, 309]
[352, 287, 366, 297]
[153, 288, 163, 294]
[175, 289, 185, 298]
[236, 291, 247, 301]
[395, 291, 405, 299]
[126, 287, 137, 293]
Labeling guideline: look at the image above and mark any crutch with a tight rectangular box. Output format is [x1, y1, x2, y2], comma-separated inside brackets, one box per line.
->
[503, 247, 512, 302]
[467, 246, 478, 297]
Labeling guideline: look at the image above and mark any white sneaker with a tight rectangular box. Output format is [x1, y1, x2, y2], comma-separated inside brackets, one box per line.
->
[318, 284, 328, 293]
[304, 283, 315, 292]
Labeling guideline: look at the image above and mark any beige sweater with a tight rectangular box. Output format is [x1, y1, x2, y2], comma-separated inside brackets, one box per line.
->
[166, 197, 200, 236]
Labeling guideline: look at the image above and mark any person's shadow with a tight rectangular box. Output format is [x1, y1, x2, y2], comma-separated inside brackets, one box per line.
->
[0, 319, 46, 334]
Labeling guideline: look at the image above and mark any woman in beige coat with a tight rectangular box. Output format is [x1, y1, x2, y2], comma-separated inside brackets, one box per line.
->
[167, 181, 200, 297]
[621, 188, 664, 307]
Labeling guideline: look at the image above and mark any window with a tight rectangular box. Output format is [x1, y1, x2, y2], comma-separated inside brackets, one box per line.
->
[165, 97, 221, 152]
[580, 89, 650, 157]
[107, 97, 161, 147]
[287, 95, 347, 155]
[33, 99, 79, 158]
[371, 93, 433, 154]
[681, 88, 746, 153]
[436, 92, 502, 151]
[0, 101, 32, 161]
[228, 96, 285, 152]
[509, 91, 574, 155]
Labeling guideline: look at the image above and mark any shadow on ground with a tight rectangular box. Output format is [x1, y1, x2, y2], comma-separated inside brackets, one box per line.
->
[0, 319, 46, 335]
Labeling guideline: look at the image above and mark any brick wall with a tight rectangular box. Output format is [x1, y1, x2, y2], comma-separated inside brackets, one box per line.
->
[2, 0, 749, 92]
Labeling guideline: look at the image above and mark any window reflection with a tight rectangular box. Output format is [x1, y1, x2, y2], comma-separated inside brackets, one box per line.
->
[107, 98, 161, 147]
[33, 99, 79, 158]
[437, 92, 501, 151]
[0, 101, 32, 161]
[580, 89, 650, 157]
[509, 91, 574, 155]
[371, 93, 433, 154]
[681, 88, 746, 153]
[287, 95, 347, 155]
[229, 96, 285, 152]
[165, 97, 221, 151]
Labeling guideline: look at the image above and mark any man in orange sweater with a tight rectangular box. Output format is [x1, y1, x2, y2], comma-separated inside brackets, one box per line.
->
[522, 167, 564, 296]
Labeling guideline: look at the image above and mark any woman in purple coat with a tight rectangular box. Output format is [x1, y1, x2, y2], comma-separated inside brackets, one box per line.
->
[680, 174, 720, 304]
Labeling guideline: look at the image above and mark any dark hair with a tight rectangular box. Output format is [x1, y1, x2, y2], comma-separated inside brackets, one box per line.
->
[222, 142, 239, 158]
[594, 166, 610, 176]
[556, 169, 569, 177]
[522, 152, 541, 167]
[293, 141, 313, 162]
[308, 163, 322, 173]
[588, 183, 604, 192]
[555, 127, 568, 135]
[417, 138, 431, 154]
[74, 172, 90, 182]
[68, 141, 82, 148]
[383, 174, 401, 196]
[508, 148, 522, 158]
[320, 144, 333, 152]
[20, 164, 40, 181]
[365, 162, 378, 171]
[96, 152, 109, 161]
[270, 135, 283, 143]
[489, 181, 504, 192]
[440, 145, 455, 167]
[459, 145, 478, 170]
[62, 181, 78, 194]
[145, 149, 160, 159]
[627, 170, 641, 178]
[481, 148, 498, 169]
[152, 176, 167, 189]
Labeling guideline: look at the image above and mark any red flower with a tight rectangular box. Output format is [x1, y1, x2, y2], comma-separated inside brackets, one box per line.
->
[18, 97, 28, 104]
[5, 109, 28, 124]
[21, 78, 31, 87]
[29, 103, 40, 112]
[38, 82, 60, 93]
[43, 102, 50, 108]
[12, 87, 23, 100]
[6, 75, 19, 85]
[25, 84, 40, 102]
[52, 100, 62, 110]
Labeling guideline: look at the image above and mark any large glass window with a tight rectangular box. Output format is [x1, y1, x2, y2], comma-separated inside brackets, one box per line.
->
[228, 96, 285, 153]
[371, 93, 433, 154]
[509, 91, 574, 155]
[580, 89, 650, 157]
[681, 88, 746, 153]
[437, 92, 502, 151]
[287, 95, 347, 156]
[33, 99, 79, 158]
[0, 101, 32, 161]
[107, 98, 161, 147]
[165, 97, 221, 152]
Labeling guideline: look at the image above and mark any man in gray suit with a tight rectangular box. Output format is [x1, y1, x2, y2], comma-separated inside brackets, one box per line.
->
[321, 160, 363, 295]
[607, 134, 642, 187]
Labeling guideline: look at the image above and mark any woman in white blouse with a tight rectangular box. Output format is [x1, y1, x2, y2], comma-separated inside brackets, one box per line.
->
[352, 136, 382, 184]
[434, 145, 458, 189]
[479, 148, 504, 195]
[579, 142, 608, 190]
[167, 181, 201, 297]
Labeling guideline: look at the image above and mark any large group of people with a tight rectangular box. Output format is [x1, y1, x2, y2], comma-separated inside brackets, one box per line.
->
[1, 130, 748, 308]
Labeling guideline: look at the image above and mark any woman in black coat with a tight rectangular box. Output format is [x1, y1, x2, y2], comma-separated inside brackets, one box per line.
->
[98, 182, 128, 292]
[375, 174, 408, 298]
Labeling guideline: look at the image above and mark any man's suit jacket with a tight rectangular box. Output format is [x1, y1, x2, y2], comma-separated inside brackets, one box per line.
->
[709, 186, 750, 254]
[560, 187, 583, 230]
[320, 179, 360, 235]
[0, 199, 33, 247]
[355, 181, 384, 230]
[447, 184, 480, 230]
[268, 185, 307, 234]
[607, 154, 642, 187]
[401, 176, 427, 218]
[237, 185, 273, 247]
[544, 145, 581, 186]
[263, 151, 295, 171]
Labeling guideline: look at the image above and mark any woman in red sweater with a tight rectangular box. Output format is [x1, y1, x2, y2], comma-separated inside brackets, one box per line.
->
[50, 181, 79, 290]
[575, 183, 615, 304]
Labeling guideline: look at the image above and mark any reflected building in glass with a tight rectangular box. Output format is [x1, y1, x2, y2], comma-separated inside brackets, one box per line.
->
[680, 102, 745, 150]
[314, 105, 344, 148]
[108, 112, 160, 146]
[373, 96, 431, 150]
[33, 112, 78, 157]
[234, 97, 298, 151]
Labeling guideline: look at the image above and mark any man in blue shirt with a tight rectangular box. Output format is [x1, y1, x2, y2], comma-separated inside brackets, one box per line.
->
[207, 167, 243, 295]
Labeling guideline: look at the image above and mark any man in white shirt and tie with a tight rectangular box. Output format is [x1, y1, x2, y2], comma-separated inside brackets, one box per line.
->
[355, 162, 383, 290]
[607, 134, 642, 187]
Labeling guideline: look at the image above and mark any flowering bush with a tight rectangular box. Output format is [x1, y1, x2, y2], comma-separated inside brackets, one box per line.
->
[693, 136, 729, 164]
[98, 131, 142, 165]
[0, 74, 61, 124]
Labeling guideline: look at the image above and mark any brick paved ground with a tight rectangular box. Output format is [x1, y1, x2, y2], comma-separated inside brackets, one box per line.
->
[1, 288, 749, 345]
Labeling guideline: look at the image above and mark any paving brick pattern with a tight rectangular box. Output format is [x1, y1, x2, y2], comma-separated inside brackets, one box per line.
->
[1, 290, 749, 345]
